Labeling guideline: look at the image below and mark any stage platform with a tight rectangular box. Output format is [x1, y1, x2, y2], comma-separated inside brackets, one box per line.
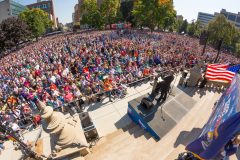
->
[127, 86, 197, 140]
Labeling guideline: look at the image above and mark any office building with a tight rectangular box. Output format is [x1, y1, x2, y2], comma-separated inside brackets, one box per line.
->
[197, 12, 216, 27]
[27, 0, 57, 28]
[0, 0, 26, 22]
[197, 9, 240, 29]
[220, 9, 240, 28]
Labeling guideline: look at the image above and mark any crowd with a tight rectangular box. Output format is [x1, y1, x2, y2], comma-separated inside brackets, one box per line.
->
[0, 30, 239, 145]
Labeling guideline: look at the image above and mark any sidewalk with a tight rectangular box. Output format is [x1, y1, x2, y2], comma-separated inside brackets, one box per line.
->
[86, 81, 153, 137]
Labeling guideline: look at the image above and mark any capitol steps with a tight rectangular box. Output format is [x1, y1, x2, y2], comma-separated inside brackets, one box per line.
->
[85, 89, 222, 160]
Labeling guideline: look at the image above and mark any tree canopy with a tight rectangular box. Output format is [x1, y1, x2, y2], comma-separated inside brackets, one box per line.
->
[100, 0, 120, 28]
[132, 0, 176, 31]
[187, 20, 201, 37]
[207, 14, 240, 54]
[81, 0, 104, 29]
[19, 8, 52, 39]
[0, 17, 30, 51]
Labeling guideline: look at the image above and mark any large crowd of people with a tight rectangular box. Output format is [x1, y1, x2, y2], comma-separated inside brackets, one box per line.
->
[0, 30, 239, 146]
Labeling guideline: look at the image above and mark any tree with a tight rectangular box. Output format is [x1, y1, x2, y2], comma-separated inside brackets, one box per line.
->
[187, 20, 201, 37]
[120, 0, 134, 23]
[132, 0, 176, 31]
[175, 19, 183, 33]
[100, 0, 120, 28]
[0, 17, 30, 50]
[156, 0, 176, 31]
[207, 14, 240, 49]
[179, 19, 188, 34]
[19, 8, 52, 39]
[81, 0, 104, 29]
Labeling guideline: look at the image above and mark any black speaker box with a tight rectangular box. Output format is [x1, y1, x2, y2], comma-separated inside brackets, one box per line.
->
[141, 97, 153, 109]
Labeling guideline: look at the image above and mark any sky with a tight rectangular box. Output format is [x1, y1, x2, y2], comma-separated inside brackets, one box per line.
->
[16, 0, 78, 24]
[16, 0, 240, 24]
[174, 0, 240, 21]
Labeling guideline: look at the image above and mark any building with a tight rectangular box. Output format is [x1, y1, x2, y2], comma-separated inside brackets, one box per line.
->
[73, 4, 80, 25]
[220, 9, 240, 28]
[176, 15, 183, 21]
[197, 12, 216, 27]
[0, 0, 26, 23]
[197, 9, 240, 29]
[27, 0, 57, 28]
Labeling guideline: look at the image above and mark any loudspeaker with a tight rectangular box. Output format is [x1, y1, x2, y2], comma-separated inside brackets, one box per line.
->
[79, 112, 93, 128]
[141, 97, 153, 109]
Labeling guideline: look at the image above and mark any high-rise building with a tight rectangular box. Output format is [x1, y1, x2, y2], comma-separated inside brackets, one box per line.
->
[197, 12, 216, 27]
[0, 0, 26, 23]
[27, 0, 57, 28]
[220, 9, 240, 28]
[197, 9, 240, 29]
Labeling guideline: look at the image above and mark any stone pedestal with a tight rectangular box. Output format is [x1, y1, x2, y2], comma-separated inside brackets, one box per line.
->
[187, 64, 202, 87]
[36, 100, 89, 158]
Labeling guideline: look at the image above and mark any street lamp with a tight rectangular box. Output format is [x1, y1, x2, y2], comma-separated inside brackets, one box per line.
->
[214, 38, 223, 63]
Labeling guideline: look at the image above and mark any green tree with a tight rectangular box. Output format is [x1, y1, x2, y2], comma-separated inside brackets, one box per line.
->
[175, 19, 183, 33]
[207, 14, 240, 48]
[132, 0, 176, 31]
[156, 0, 176, 31]
[81, 0, 104, 29]
[0, 17, 30, 50]
[100, 0, 120, 28]
[187, 20, 201, 37]
[19, 8, 52, 39]
[179, 19, 188, 34]
[120, 0, 134, 23]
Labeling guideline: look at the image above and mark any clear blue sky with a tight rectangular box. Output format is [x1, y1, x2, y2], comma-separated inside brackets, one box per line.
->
[16, 0, 240, 24]
[174, 0, 240, 21]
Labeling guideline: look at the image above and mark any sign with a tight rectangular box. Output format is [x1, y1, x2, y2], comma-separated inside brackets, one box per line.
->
[186, 74, 240, 159]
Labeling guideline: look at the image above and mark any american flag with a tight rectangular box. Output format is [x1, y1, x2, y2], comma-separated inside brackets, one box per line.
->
[206, 64, 240, 83]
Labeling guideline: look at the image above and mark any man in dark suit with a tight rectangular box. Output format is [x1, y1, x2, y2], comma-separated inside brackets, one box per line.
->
[156, 74, 174, 103]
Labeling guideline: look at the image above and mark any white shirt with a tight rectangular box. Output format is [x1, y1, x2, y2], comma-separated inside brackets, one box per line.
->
[50, 75, 56, 83]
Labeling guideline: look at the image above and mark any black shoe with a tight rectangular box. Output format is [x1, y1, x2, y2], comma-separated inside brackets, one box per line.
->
[109, 100, 113, 102]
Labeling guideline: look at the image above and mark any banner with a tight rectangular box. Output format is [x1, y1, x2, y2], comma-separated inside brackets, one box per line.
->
[186, 74, 240, 159]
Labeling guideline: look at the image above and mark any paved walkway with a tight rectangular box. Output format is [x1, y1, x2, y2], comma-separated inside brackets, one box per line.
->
[86, 81, 153, 137]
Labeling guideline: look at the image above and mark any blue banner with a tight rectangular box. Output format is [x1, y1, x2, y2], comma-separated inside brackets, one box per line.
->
[186, 74, 240, 159]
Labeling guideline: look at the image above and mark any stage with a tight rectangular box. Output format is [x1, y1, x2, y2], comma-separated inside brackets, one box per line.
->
[127, 86, 197, 140]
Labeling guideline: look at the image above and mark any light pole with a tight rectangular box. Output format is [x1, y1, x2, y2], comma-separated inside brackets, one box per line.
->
[214, 38, 223, 63]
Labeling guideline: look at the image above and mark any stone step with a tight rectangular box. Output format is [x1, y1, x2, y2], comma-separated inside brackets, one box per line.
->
[88, 124, 142, 156]
[104, 90, 214, 160]
[164, 93, 220, 160]
[148, 91, 218, 160]
[154, 92, 221, 160]
[86, 125, 149, 160]
[86, 89, 222, 160]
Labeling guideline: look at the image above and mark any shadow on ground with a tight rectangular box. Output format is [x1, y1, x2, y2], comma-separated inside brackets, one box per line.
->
[174, 128, 202, 148]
